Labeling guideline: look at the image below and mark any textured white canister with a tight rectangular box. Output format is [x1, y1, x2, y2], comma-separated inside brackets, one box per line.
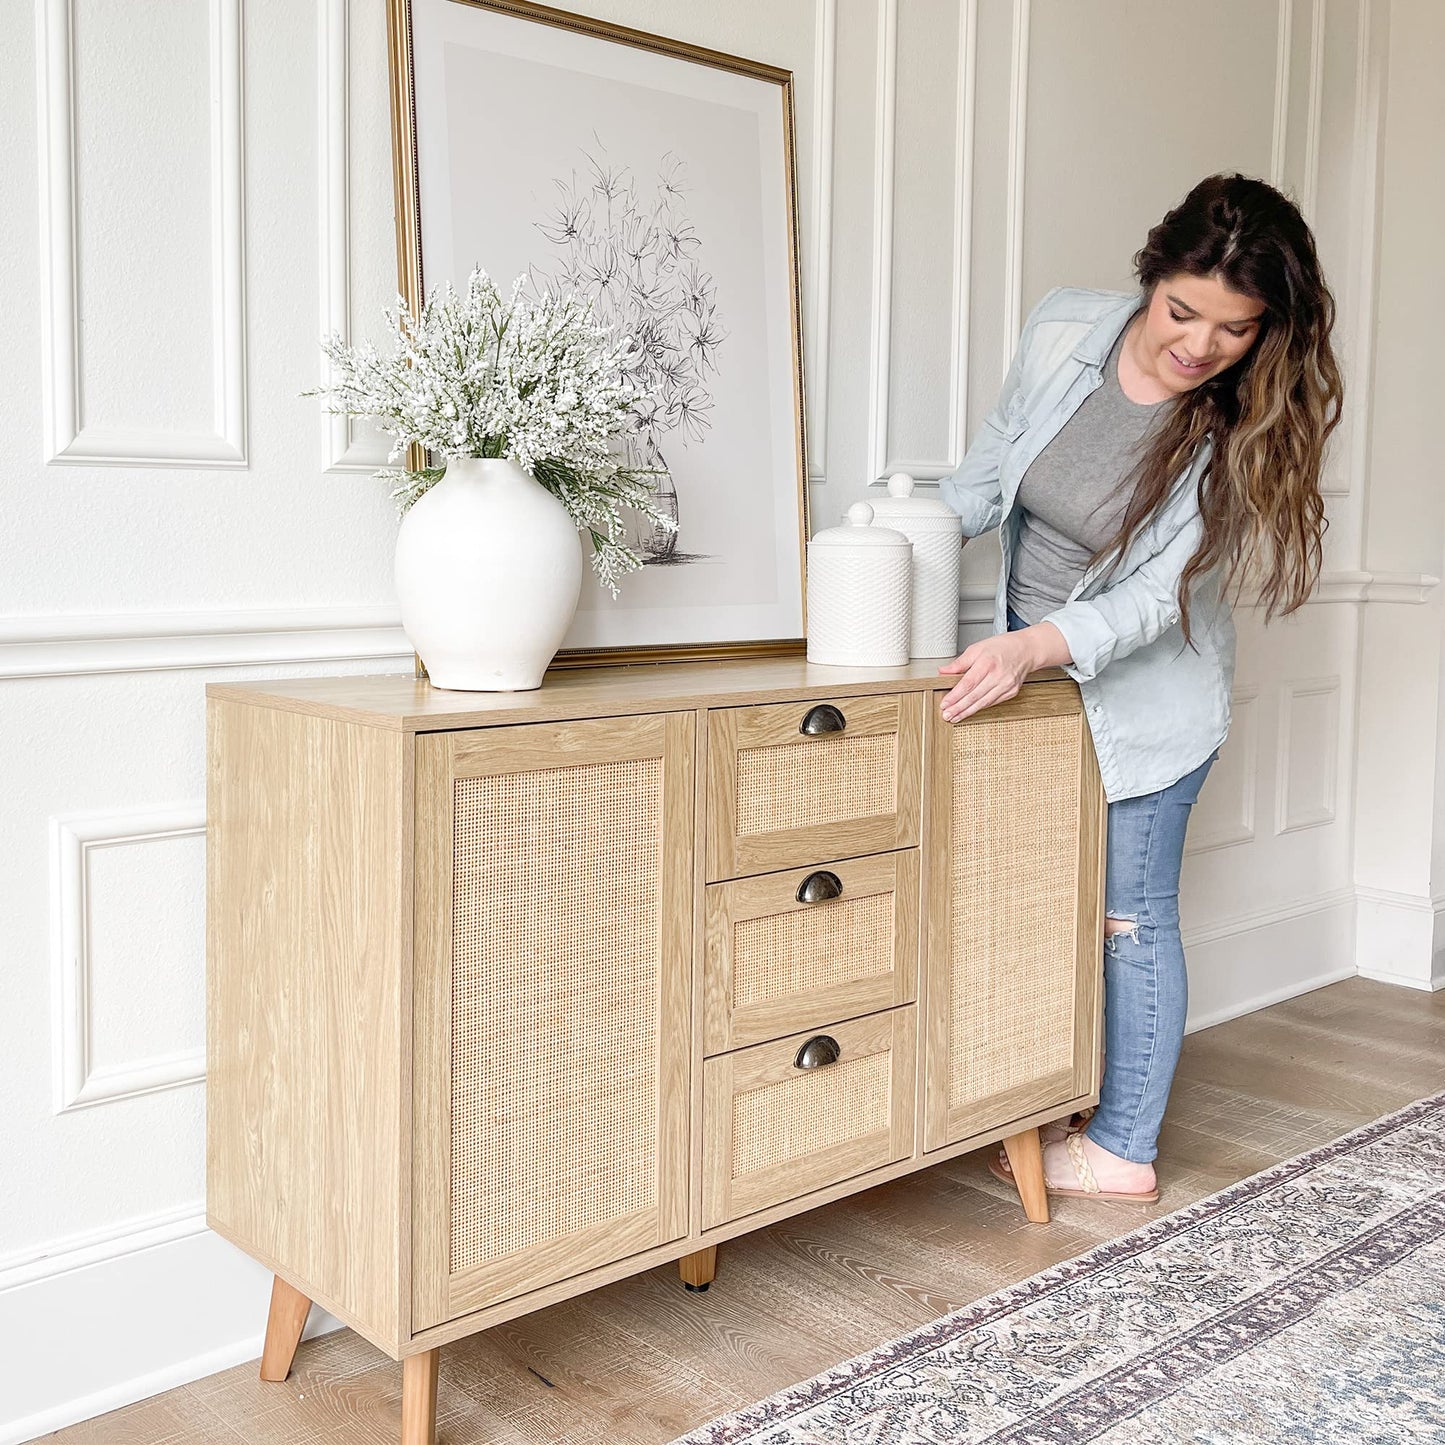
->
[806, 502, 913, 667]
[869, 472, 964, 658]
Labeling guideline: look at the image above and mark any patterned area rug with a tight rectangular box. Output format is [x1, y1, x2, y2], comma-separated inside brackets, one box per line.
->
[672, 1093, 1445, 1444]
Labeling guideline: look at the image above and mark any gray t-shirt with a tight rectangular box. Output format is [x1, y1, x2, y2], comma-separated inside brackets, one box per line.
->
[1008, 322, 1169, 625]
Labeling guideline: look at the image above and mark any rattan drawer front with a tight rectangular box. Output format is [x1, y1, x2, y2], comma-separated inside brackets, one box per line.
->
[412, 715, 694, 1329]
[702, 1008, 916, 1229]
[923, 683, 1105, 1150]
[703, 851, 919, 1053]
[706, 693, 923, 880]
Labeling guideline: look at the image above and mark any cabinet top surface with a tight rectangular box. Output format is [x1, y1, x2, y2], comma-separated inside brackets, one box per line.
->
[206, 657, 1072, 732]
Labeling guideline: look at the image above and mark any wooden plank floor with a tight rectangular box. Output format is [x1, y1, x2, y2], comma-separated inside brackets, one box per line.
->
[46, 978, 1445, 1445]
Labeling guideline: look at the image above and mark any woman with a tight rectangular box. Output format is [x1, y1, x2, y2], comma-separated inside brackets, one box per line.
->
[938, 173, 1343, 1203]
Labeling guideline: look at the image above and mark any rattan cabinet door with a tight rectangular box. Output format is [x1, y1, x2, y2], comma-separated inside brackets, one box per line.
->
[702, 1007, 917, 1229]
[706, 693, 923, 880]
[703, 850, 919, 1053]
[923, 683, 1105, 1151]
[412, 714, 693, 1330]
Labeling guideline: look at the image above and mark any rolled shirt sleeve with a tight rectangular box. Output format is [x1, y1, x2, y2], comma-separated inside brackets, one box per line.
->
[1041, 509, 1203, 682]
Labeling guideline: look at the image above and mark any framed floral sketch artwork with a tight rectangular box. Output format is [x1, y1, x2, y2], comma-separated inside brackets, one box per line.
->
[386, 0, 809, 664]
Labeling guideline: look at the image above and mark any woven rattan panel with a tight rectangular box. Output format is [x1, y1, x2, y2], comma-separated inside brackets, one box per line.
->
[732, 1052, 892, 1177]
[735, 734, 897, 836]
[948, 713, 1080, 1110]
[451, 759, 661, 1272]
[732, 892, 895, 1007]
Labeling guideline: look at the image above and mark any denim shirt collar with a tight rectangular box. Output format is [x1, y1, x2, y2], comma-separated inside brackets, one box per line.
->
[1070, 292, 1145, 371]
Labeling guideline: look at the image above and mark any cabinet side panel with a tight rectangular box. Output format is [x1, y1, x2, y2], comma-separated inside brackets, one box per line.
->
[206, 700, 405, 1351]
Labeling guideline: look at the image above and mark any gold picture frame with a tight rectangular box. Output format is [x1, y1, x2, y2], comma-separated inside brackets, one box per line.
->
[385, 0, 810, 670]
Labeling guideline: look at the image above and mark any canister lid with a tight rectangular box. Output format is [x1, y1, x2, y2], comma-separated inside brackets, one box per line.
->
[868, 472, 962, 527]
[809, 501, 912, 550]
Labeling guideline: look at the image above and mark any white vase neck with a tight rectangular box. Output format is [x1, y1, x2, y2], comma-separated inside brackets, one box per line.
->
[443, 455, 532, 484]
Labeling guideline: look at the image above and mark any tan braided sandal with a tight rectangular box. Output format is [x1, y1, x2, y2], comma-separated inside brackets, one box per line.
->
[1045, 1133, 1160, 1203]
[989, 1129, 1159, 1203]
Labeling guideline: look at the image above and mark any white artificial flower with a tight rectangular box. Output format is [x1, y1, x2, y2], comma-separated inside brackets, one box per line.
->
[309, 266, 674, 593]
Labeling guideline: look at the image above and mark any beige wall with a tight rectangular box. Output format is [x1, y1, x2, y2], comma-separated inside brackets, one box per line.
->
[0, 1, 1416, 1437]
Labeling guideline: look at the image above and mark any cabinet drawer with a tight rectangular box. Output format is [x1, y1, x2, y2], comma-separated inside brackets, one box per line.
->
[705, 693, 923, 880]
[702, 1008, 916, 1229]
[703, 851, 919, 1053]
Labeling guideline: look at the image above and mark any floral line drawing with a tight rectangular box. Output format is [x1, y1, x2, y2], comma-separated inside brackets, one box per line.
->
[533, 141, 726, 565]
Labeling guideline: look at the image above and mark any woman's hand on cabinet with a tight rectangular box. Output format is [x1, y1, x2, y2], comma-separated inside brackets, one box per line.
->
[937, 622, 1070, 722]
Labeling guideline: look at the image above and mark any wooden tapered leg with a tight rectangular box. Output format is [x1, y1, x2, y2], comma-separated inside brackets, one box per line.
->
[401, 1349, 440, 1445]
[678, 1245, 718, 1292]
[259, 1274, 312, 1382]
[1002, 1127, 1050, 1224]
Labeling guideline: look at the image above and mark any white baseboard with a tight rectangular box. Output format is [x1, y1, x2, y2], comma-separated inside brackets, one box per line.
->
[1182, 888, 1358, 1033]
[1353, 886, 1445, 991]
[0, 1221, 341, 1445]
[1355, 963, 1445, 992]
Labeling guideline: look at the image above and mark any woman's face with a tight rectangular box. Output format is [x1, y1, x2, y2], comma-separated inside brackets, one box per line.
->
[1135, 272, 1266, 394]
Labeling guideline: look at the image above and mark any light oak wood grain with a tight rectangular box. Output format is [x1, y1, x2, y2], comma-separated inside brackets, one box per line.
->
[411, 715, 694, 1331]
[205, 653, 1100, 1445]
[401, 1349, 439, 1445]
[206, 657, 1067, 733]
[705, 692, 924, 880]
[702, 850, 920, 1053]
[258, 1275, 311, 1382]
[702, 1009, 918, 1230]
[206, 699, 408, 1355]
[1001, 1129, 1049, 1224]
[922, 682, 1104, 1149]
[677, 1247, 718, 1290]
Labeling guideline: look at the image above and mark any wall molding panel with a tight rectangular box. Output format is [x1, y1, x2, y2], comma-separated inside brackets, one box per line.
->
[1333, 0, 1385, 500]
[1001, 0, 1030, 363]
[806, 0, 837, 487]
[880, 0, 978, 483]
[862, 0, 899, 487]
[0, 606, 412, 679]
[1187, 687, 1259, 855]
[36, 0, 247, 468]
[318, 0, 389, 475]
[1302, 0, 1326, 219]
[1270, 0, 1294, 188]
[1275, 675, 1341, 834]
[50, 806, 208, 1114]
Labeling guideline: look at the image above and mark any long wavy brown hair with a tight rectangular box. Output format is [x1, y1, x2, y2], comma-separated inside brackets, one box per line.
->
[1091, 174, 1344, 642]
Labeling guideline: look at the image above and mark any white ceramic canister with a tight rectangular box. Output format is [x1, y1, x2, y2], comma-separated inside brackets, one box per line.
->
[868, 472, 964, 658]
[806, 502, 913, 667]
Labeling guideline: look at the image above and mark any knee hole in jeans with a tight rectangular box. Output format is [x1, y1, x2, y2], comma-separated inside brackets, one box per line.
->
[1103, 914, 1139, 951]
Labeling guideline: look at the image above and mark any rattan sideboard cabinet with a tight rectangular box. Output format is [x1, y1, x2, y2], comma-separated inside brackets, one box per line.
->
[206, 658, 1104, 1445]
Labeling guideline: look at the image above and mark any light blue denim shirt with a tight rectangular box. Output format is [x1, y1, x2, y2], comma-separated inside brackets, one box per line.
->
[940, 286, 1235, 803]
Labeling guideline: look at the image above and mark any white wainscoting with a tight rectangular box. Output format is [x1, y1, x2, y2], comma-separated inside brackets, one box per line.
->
[50, 806, 208, 1114]
[0, 0, 1399, 1439]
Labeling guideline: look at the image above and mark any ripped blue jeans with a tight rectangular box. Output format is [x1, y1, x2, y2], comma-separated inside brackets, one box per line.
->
[1008, 606, 1216, 1163]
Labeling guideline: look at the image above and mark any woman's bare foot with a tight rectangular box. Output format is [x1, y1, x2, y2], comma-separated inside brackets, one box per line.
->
[1042, 1132, 1156, 1196]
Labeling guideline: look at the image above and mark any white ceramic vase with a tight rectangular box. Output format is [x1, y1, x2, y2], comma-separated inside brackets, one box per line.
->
[394, 456, 583, 691]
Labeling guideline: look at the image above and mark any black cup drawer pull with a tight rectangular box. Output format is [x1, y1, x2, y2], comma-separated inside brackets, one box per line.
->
[794, 1035, 841, 1070]
[799, 704, 846, 735]
[795, 870, 844, 904]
